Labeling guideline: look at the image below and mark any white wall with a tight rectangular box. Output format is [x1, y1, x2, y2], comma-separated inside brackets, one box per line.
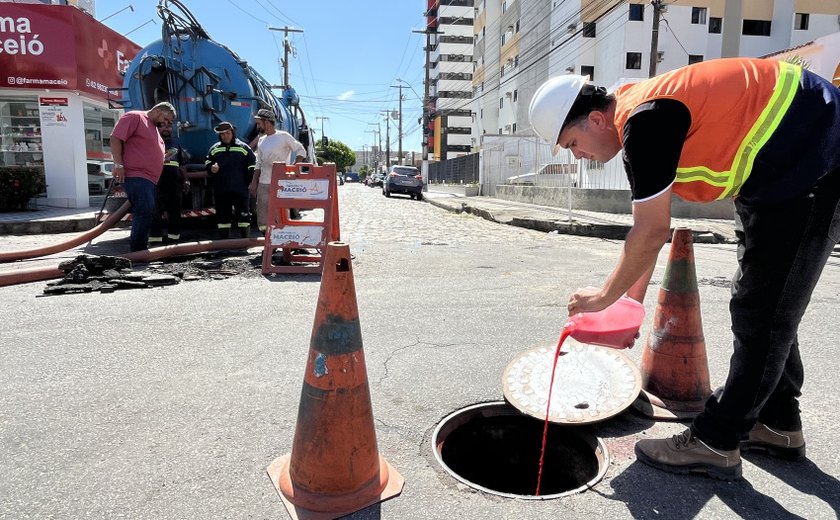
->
[38, 92, 92, 208]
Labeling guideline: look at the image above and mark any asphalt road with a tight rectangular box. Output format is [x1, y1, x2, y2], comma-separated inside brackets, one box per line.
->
[1, 183, 839, 519]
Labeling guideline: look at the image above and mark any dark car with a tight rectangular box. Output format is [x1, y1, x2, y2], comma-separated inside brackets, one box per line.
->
[344, 172, 360, 183]
[383, 166, 423, 200]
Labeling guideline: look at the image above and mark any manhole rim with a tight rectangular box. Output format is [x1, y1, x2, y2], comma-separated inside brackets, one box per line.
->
[432, 400, 610, 500]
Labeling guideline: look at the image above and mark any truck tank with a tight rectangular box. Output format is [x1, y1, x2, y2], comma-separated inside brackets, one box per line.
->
[118, 0, 313, 164]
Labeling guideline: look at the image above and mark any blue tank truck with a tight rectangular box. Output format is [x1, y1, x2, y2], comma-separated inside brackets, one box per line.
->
[112, 0, 315, 217]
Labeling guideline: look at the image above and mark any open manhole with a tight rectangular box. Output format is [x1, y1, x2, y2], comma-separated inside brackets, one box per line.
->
[432, 401, 608, 499]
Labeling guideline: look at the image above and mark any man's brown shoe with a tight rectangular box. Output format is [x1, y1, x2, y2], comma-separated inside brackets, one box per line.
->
[635, 428, 742, 481]
[741, 422, 806, 461]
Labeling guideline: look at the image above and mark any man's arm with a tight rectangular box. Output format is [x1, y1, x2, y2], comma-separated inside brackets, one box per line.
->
[568, 188, 672, 314]
[111, 138, 125, 183]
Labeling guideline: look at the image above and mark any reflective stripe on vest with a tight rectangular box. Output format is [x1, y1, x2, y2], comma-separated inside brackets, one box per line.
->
[675, 62, 800, 199]
[165, 160, 179, 167]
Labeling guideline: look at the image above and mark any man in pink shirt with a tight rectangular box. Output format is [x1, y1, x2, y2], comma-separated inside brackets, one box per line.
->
[110, 102, 176, 251]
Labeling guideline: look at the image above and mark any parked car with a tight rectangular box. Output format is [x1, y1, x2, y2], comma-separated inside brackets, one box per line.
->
[87, 160, 114, 193]
[369, 172, 385, 188]
[336, 172, 345, 186]
[344, 172, 360, 183]
[383, 165, 423, 200]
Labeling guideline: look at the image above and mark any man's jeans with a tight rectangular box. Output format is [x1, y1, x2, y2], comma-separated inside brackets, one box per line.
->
[123, 177, 157, 252]
[692, 170, 840, 450]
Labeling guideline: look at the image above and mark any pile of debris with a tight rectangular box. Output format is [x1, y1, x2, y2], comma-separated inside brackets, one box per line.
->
[43, 251, 262, 296]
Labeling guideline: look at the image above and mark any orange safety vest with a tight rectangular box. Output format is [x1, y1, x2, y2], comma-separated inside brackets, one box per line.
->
[613, 58, 801, 202]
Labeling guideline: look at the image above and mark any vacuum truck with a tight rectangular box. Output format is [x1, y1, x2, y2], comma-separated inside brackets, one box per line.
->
[112, 0, 315, 216]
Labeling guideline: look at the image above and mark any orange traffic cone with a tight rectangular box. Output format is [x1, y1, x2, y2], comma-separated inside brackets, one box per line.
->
[267, 241, 404, 519]
[632, 228, 712, 420]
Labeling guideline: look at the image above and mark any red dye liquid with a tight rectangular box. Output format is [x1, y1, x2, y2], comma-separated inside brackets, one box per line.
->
[535, 322, 575, 496]
[570, 326, 640, 349]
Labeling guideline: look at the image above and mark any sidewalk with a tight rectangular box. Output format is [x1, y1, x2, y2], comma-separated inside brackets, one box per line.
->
[0, 190, 738, 244]
[423, 188, 737, 244]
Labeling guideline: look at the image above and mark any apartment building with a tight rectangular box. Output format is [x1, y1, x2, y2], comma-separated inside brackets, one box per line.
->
[425, 0, 475, 160]
[474, 0, 840, 146]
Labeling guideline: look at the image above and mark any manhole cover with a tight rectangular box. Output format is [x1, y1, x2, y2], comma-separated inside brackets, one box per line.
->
[432, 401, 608, 499]
[503, 341, 641, 424]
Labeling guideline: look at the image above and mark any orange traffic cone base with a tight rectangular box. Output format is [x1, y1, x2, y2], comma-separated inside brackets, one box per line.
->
[632, 388, 706, 420]
[267, 454, 405, 520]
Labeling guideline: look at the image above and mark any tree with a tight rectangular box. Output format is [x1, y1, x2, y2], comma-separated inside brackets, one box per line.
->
[315, 138, 356, 172]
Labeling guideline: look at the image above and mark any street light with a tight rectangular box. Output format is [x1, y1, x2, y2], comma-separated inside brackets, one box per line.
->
[125, 18, 155, 36]
[101, 4, 134, 23]
[394, 78, 423, 102]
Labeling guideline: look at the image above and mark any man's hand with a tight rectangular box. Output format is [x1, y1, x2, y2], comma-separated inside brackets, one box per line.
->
[112, 165, 124, 184]
[210, 163, 219, 174]
[567, 287, 611, 316]
[182, 180, 191, 194]
[248, 181, 257, 196]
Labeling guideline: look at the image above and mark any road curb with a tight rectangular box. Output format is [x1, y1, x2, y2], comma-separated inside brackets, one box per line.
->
[427, 197, 733, 244]
[0, 217, 97, 236]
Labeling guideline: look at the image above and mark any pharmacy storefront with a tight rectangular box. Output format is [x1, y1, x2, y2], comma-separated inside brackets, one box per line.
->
[0, 3, 140, 208]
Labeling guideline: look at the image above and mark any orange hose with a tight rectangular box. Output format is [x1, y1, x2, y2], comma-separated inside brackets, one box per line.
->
[0, 237, 265, 287]
[0, 201, 132, 263]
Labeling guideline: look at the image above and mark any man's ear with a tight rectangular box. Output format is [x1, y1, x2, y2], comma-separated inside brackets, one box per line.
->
[588, 110, 607, 129]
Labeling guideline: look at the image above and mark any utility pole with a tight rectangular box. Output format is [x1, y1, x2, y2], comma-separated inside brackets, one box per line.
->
[368, 122, 381, 170]
[268, 26, 304, 88]
[390, 84, 405, 165]
[365, 130, 378, 171]
[721, 0, 743, 58]
[316, 116, 329, 142]
[380, 110, 391, 169]
[648, 0, 664, 78]
[648, 0, 665, 78]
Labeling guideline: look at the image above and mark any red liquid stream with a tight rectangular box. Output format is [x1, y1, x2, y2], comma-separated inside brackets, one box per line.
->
[535, 322, 575, 496]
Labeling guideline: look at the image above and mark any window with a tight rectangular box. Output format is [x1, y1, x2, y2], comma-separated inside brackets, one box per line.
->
[794, 13, 809, 30]
[691, 7, 707, 25]
[709, 17, 722, 34]
[626, 52, 642, 70]
[513, 89, 518, 102]
[583, 22, 596, 38]
[499, 98, 504, 109]
[512, 123, 517, 133]
[515, 20, 520, 33]
[742, 19, 771, 36]
[688, 55, 703, 64]
[629, 4, 644, 21]
[502, 1, 506, 12]
[581, 65, 594, 80]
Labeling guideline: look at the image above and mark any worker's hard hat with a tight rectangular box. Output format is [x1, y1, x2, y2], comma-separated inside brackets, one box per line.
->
[529, 75, 588, 154]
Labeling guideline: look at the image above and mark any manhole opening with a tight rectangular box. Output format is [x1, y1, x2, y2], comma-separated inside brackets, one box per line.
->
[433, 402, 608, 500]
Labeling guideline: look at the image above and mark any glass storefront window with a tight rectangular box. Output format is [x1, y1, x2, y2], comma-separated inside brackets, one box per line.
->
[0, 95, 44, 167]
[83, 102, 120, 161]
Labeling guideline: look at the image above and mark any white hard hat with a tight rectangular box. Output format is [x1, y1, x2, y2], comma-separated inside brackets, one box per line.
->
[529, 75, 588, 154]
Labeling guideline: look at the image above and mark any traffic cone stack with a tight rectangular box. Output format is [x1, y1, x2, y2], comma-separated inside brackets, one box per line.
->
[632, 228, 712, 420]
[267, 241, 404, 519]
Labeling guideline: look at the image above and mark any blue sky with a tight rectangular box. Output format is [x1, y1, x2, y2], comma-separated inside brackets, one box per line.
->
[96, 0, 427, 153]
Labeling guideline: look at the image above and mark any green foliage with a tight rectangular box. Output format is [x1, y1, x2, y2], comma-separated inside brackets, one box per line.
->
[315, 138, 356, 173]
[0, 166, 46, 211]
[358, 165, 371, 179]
